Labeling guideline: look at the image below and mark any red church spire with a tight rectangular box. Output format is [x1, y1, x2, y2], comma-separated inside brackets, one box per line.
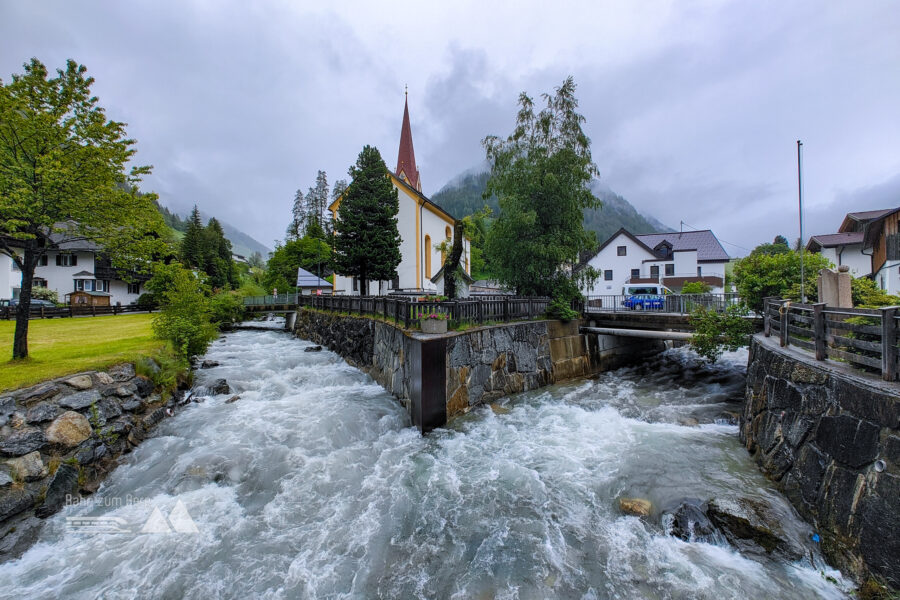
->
[395, 88, 421, 192]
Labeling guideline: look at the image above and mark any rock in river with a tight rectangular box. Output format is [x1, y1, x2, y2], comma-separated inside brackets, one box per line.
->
[619, 497, 652, 517]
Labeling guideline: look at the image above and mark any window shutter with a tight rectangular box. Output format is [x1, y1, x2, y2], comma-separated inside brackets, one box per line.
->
[56, 255, 62, 266]
[72, 255, 77, 266]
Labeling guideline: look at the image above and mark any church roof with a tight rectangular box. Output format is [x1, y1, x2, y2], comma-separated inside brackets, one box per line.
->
[395, 95, 421, 192]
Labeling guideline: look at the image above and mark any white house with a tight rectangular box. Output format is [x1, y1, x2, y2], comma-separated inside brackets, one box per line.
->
[296, 267, 331, 295]
[1, 237, 144, 305]
[858, 207, 900, 295]
[807, 208, 894, 280]
[581, 228, 730, 296]
[329, 96, 470, 296]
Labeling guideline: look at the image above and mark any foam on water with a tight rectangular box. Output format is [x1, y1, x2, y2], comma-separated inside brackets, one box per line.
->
[0, 331, 851, 599]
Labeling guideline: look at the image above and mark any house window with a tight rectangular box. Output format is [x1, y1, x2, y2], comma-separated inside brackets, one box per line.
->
[617, 246, 627, 256]
[56, 254, 77, 267]
[352, 277, 358, 292]
[128, 282, 140, 294]
[39, 255, 48, 266]
[631, 268, 640, 280]
[697, 266, 702, 277]
[604, 269, 613, 281]
[445, 226, 452, 241]
[424, 235, 432, 279]
[650, 265, 659, 278]
[665, 264, 675, 276]
[11, 260, 19, 271]
[33, 278, 47, 288]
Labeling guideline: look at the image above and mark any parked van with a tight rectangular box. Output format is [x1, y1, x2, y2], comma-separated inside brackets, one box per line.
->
[621, 284, 673, 310]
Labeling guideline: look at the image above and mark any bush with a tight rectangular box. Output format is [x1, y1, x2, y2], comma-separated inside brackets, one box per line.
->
[681, 281, 712, 294]
[31, 287, 59, 304]
[151, 265, 217, 359]
[851, 276, 900, 308]
[733, 250, 832, 311]
[689, 304, 753, 362]
[135, 346, 192, 394]
[209, 290, 245, 328]
[545, 297, 579, 322]
[135, 292, 158, 310]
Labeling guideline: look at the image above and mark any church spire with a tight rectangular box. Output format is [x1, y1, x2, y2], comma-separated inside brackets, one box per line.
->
[395, 89, 421, 192]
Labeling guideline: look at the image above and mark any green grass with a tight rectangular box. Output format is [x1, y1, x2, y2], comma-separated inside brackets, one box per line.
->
[0, 313, 164, 392]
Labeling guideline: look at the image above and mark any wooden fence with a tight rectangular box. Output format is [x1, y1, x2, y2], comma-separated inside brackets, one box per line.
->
[763, 297, 900, 381]
[295, 294, 551, 329]
[0, 304, 150, 320]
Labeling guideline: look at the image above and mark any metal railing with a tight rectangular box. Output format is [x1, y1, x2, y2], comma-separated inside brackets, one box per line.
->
[294, 294, 551, 329]
[0, 304, 150, 320]
[582, 293, 741, 314]
[243, 293, 299, 307]
[763, 297, 900, 381]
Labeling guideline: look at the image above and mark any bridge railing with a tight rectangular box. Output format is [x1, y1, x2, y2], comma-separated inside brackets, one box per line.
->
[243, 293, 299, 306]
[763, 297, 900, 381]
[582, 293, 741, 314]
[297, 294, 551, 329]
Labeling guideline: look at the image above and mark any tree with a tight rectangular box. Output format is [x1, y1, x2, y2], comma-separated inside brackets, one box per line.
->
[681, 280, 712, 294]
[180, 205, 204, 267]
[482, 77, 600, 302]
[0, 58, 166, 359]
[202, 217, 238, 289]
[332, 146, 402, 295]
[441, 221, 466, 299]
[733, 249, 832, 311]
[750, 235, 791, 257]
[287, 188, 306, 240]
[264, 235, 331, 293]
[689, 304, 754, 362]
[149, 263, 217, 359]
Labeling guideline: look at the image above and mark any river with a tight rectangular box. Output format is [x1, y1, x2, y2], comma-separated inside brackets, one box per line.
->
[0, 327, 850, 599]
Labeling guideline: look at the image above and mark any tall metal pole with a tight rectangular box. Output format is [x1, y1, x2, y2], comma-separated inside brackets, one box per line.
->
[797, 140, 805, 303]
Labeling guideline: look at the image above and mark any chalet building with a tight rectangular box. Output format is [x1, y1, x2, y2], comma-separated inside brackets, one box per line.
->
[581, 228, 730, 296]
[859, 208, 900, 295]
[329, 95, 470, 295]
[0, 237, 144, 305]
[807, 209, 889, 278]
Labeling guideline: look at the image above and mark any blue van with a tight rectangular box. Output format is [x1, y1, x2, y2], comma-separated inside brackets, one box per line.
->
[621, 284, 673, 310]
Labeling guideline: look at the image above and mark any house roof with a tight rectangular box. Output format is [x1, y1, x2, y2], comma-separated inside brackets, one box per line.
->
[296, 267, 330, 288]
[65, 291, 110, 297]
[72, 270, 95, 278]
[635, 230, 730, 262]
[839, 208, 895, 232]
[806, 232, 864, 252]
[430, 265, 474, 285]
[861, 207, 900, 249]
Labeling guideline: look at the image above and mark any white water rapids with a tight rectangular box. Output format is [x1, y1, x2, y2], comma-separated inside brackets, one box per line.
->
[0, 327, 851, 599]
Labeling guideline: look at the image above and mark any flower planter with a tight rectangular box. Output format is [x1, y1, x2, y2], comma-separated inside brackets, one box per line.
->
[420, 318, 448, 334]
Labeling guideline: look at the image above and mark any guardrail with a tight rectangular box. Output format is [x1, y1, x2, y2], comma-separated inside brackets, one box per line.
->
[294, 294, 551, 329]
[243, 293, 300, 306]
[763, 297, 900, 381]
[582, 293, 741, 314]
[0, 304, 150, 320]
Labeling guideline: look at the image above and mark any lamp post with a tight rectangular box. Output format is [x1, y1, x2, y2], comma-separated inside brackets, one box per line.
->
[797, 140, 806, 303]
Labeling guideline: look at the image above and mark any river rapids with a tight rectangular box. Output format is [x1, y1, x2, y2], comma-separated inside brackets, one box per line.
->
[0, 327, 851, 599]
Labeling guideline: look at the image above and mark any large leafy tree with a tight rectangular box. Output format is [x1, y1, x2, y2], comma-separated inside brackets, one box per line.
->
[332, 145, 401, 296]
[733, 247, 832, 311]
[0, 58, 166, 359]
[263, 235, 331, 293]
[483, 76, 600, 300]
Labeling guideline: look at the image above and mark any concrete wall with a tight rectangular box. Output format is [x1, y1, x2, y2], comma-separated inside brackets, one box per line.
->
[742, 335, 899, 587]
[294, 309, 666, 431]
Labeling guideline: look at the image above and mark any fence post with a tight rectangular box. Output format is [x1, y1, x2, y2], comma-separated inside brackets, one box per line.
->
[779, 300, 789, 347]
[763, 298, 772, 337]
[40, 306, 45, 319]
[113, 304, 118, 316]
[812, 302, 826, 361]
[881, 306, 898, 381]
[503, 297, 509, 322]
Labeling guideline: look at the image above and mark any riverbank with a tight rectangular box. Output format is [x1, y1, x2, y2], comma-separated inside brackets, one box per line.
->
[0, 314, 162, 392]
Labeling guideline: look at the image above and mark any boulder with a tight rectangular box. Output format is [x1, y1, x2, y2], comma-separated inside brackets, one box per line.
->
[35, 463, 79, 518]
[134, 377, 155, 398]
[0, 471, 11, 488]
[95, 372, 114, 385]
[304, 346, 323, 353]
[121, 398, 143, 412]
[65, 374, 94, 390]
[0, 517, 44, 560]
[619, 497, 652, 517]
[5, 452, 48, 482]
[58, 389, 101, 411]
[111, 384, 137, 398]
[108, 363, 136, 382]
[0, 397, 15, 427]
[0, 428, 47, 457]
[98, 398, 122, 421]
[45, 411, 92, 448]
[25, 403, 58, 424]
[0, 488, 36, 522]
[225, 395, 240, 404]
[489, 403, 510, 415]
[21, 384, 59, 404]
[707, 497, 806, 560]
[200, 360, 220, 369]
[208, 379, 231, 395]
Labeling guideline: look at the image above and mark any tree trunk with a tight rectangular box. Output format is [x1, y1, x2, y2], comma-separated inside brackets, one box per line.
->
[13, 248, 38, 360]
[444, 221, 465, 300]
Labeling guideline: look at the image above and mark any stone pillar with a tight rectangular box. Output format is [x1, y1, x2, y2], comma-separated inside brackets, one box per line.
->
[817, 266, 852, 308]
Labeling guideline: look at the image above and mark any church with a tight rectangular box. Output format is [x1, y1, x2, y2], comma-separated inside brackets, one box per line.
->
[329, 95, 471, 295]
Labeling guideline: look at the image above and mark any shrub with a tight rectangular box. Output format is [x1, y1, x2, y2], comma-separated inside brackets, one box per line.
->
[135, 292, 159, 310]
[545, 297, 579, 322]
[31, 287, 59, 304]
[151, 265, 217, 359]
[689, 304, 753, 362]
[851, 276, 900, 308]
[135, 346, 192, 393]
[681, 281, 712, 294]
[209, 290, 245, 328]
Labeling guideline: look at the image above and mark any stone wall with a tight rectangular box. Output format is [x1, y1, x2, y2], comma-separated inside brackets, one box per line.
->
[0, 365, 183, 560]
[742, 335, 899, 587]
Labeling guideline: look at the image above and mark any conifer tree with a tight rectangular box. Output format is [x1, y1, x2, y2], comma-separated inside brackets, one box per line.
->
[180, 205, 205, 268]
[333, 146, 401, 295]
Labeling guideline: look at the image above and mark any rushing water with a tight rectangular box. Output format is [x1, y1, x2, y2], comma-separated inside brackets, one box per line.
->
[0, 328, 851, 599]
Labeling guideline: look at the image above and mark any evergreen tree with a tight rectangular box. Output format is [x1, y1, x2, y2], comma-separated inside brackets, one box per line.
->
[287, 188, 306, 240]
[483, 76, 600, 301]
[180, 205, 205, 268]
[332, 146, 402, 295]
[202, 218, 237, 289]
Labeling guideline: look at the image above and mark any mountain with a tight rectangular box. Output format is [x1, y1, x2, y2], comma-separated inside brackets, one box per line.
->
[430, 167, 673, 243]
[153, 200, 271, 258]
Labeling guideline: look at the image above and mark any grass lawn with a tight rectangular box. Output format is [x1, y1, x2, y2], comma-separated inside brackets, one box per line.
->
[0, 313, 164, 392]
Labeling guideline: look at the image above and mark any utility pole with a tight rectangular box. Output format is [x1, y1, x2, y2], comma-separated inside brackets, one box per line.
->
[797, 140, 806, 303]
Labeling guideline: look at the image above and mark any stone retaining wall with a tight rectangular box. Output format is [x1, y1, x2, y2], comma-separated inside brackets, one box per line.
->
[0, 366, 181, 560]
[742, 335, 899, 587]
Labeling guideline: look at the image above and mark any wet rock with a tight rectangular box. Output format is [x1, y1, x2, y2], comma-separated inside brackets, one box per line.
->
[707, 497, 805, 560]
[21, 384, 58, 404]
[65, 374, 94, 390]
[0, 472, 11, 488]
[95, 372, 114, 385]
[225, 395, 240, 404]
[134, 377, 155, 398]
[7, 412, 25, 428]
[619, 497, 652, 517]
[35, 463, 79, 518]
[0, 428, 47, 457]
[58, 389, 101, 411]
[120, 397, 143, 412]
[25, 403, 58, 424]
[489, 403, 509, 415]
[200, 360, 220, 368]
[108, 363, 136, 382]
[0, 488, 36, 522]
[0, 516, 42, 560]
[98, 398, 122, 421]
[110, 384, 137, 398]
[45, 411, 92, 448]
[0, 398, 15, 427]
[142, 407, 167, 428]
[209, 379, 231, 395]
[5, 452, 47, 482]
[303, 346, 322, 353]
[678, 417, 700, 427]
[74, 441, 100, 465]
[662, 499, 718, 542]
[815, 415, 880, 468]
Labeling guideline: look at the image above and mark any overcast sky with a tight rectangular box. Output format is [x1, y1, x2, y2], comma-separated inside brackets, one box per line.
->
[2, 1, 899, 256]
